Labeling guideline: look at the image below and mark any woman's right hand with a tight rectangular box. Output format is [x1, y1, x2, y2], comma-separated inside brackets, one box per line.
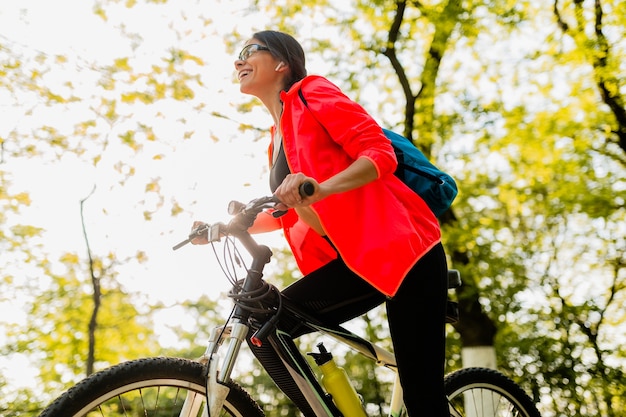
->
[274, 173, 320, 209]
[190, 221, 209, 245]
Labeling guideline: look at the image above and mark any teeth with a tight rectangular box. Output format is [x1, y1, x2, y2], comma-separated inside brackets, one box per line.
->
[239, 70, 250, 80]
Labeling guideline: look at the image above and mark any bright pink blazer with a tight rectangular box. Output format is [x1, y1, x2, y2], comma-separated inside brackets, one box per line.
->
[267, 75, 441, 296]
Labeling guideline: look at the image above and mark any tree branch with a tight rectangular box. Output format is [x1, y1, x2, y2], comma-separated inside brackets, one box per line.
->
[382, 0, 416, 139]
[554, 0, 626, 154]
[80, 185, 100, 376]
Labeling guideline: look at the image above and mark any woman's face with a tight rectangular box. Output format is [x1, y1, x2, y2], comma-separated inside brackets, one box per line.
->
[234, 39, 283, 96]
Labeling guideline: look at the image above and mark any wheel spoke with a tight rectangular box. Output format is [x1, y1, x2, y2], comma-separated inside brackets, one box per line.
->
[39, 358, 264, 417]
[445, 368, 541, 417]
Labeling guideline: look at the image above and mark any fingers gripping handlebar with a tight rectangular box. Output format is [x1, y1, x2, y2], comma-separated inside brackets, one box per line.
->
[172, 181, 314, 251]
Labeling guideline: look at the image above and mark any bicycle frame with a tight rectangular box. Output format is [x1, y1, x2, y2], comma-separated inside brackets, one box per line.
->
[173, 197, 456, 417]
[198, 292, 404, 417]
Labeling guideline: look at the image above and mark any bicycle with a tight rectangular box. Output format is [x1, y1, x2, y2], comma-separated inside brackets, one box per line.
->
[39, 188, 542, 417]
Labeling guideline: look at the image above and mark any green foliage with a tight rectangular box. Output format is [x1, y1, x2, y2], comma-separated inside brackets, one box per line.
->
[1, 252, 159, 414]
[155, 294, 224, 359]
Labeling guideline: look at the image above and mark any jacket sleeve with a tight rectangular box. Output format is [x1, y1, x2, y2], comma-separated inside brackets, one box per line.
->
[249, 211, 281, 234]
[299, 77, 398, 178]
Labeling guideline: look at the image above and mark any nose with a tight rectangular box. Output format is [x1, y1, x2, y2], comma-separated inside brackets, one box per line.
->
[234, 59, 244, 69]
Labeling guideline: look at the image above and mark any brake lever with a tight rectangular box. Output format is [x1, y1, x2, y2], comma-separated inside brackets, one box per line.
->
[272, 210, 288, 218]
[271, 181, 314, 218]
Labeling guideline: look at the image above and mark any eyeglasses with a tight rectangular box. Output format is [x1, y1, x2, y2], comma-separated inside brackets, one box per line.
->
[238, 44, 271, 61]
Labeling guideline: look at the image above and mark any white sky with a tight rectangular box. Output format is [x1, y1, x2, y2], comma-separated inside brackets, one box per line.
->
[0, 0, 296, 391]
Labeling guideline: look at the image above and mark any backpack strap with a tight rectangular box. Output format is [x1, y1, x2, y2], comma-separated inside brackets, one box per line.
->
[298, 88, 309, 107]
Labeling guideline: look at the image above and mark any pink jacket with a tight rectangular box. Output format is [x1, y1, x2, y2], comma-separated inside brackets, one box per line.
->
[270, 75, 441, 297]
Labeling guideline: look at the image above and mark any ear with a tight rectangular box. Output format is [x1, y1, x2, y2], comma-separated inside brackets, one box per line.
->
[275, 62, 286, 71]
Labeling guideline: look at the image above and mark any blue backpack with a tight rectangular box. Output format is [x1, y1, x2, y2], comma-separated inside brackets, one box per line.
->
[382, 128, 457, 217]
[298, 89, 458, 217]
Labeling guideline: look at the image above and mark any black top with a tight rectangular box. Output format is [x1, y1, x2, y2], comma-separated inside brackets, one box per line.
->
[270, 143, 290, 193]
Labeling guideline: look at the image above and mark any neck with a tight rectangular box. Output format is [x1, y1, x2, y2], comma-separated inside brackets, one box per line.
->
[253, 79, 286, 125]
[262, 96, 283, 127]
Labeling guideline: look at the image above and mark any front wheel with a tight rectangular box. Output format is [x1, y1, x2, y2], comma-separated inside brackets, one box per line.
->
[445, 367, 541, 417]
[38, 357, 264, 417]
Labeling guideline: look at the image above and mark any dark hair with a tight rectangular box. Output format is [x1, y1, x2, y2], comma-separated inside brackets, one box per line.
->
[252, 30, 307, 91]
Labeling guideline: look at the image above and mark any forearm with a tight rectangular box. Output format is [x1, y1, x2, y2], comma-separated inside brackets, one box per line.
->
[319, 157, 378, 197]
[274, 157, 379, 208]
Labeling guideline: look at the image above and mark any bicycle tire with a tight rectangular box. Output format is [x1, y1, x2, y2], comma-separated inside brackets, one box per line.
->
[38, 357, 264, 417]
[444, 367, 541, 417]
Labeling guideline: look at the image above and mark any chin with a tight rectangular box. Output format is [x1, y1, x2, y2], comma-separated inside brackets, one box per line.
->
[239, 83, 251, 95]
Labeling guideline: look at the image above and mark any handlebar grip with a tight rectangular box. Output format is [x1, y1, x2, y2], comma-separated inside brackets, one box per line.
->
[172, 239, 190, 251]
[299, 181, 315, 197]
[172, 223, 210, 251]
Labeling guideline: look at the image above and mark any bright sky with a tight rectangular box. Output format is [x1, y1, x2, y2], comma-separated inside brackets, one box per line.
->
[0, 0, 277, 288]
[0, 0, 298, 391]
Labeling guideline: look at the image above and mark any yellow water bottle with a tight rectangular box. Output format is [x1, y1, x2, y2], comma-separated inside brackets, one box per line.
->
[309, 343, 367, 417]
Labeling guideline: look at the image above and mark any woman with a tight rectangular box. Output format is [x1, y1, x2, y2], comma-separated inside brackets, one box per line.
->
[194, 30, 450, 416]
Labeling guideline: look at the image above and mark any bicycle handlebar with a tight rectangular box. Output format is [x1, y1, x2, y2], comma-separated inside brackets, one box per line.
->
[172, 181, 314, 251]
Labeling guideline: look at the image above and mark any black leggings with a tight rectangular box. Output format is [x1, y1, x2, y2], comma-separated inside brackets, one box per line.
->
[248, 243, 450, 417]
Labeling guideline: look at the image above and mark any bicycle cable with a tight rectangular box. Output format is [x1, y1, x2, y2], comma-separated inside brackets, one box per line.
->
[213, 233, 283, 317]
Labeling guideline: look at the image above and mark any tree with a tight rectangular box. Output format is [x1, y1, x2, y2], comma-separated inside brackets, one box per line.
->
[2, 249, 160, 415]
[249, 1, 625, 415]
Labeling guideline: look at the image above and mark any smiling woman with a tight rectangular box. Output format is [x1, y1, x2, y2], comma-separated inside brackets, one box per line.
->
[188, 29, 451, 417]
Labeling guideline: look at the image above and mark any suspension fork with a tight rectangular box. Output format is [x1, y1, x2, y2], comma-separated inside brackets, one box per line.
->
[177, 321, 250, 417]
[177, 288, 263, 415]
[190, 319, 249, 417]
[198, 240, 272, 416]
[174, 325, 229, 416]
